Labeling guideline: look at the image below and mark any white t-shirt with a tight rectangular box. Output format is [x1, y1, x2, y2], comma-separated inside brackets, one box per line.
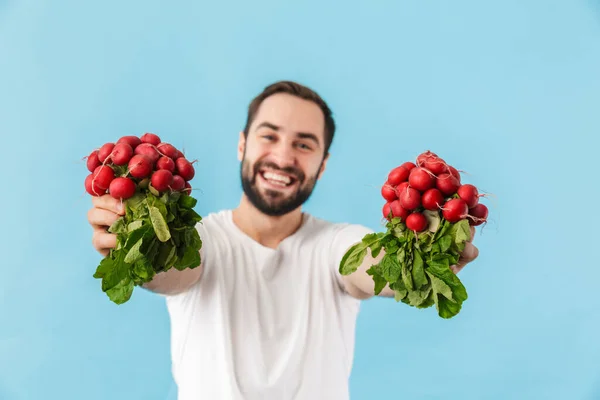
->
[164, 209, 374, 400]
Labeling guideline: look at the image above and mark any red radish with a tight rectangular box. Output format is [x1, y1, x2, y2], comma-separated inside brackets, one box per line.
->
[399, 187, 421, 210]
[423, 157, 448, 175]
[157, 156, 176, 172]
[98, 143, 115, 163]
[175, 157, 195, 181]
[134, 143, 160, 164]
[151, 170, 173, 192]
[141, 133, 161, 146]
[157, 143, 179, 159]
[171, 175, 186, 191]
[436, 173, 460, 196]
[128, 155, 153, 179]
[111, 143, 133, 165]
[85, 174, 105, 196]
[116, 136, 142, 149]
[183, 182, 192, 195]
[408, 167, 435, 192]
[416, 151, 438, 167]
[468, 204, 488, 226]
[109, 177, 136, 199]
[457, 184, 479, 208]
[448, 166, 461, 182]
[381, 183, 397, 202]
[390, 200, 410, 221]
[406, 212, 428, 232]
[442, 198, 469, 223]
[422, 188, 445, 211]
[92, 165, 115, 189]
[387, 166, 410, 186]
[383, 202, 392, 219]
[401, 161, 416, 172]
[86, 151, 101, 172]
[396, 181, 409, 196]
[175, 149, 184, 159]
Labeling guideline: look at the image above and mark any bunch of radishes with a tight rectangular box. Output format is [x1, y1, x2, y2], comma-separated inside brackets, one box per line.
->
[381, 150, 489, 232]
[83, 133, 195, 199]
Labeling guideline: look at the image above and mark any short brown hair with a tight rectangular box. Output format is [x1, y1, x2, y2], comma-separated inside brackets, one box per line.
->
[243, 80, 336, 155]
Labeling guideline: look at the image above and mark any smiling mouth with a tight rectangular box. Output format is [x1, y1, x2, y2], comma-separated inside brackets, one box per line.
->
[258, 170, 297, 188]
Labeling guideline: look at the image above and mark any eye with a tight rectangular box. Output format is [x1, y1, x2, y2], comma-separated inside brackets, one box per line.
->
[296, 142, 313, 151]
[262, 134, 276, 141]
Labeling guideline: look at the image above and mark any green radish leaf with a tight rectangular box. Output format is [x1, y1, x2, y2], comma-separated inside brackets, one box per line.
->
[427, 271, 454, 302]
[407, 284, 432, 307]
[435, 295, 463, 319]
[339, 233, 382, 275]
[106, 277, 134, 305]
[155, 241, 177, 271]
[94, 257, 114, 279]
[454, 219, 471, 244]
[124, 237, 144, 264]
[127, 220, 144, 232]
[369, 233, 386, 258]
[124, 225, 151, 249]
[132, 259, 155, 282]
[366, 265, 388, 295]
[423, 210, 441, 233]
[390, 280, 408, 301]
[173, 245, 201, 271]
[397, 248, 406, 265]
[126, 193, 146, 210]
[415, 291, 436, 309]
[149, 206, 171, 242]
[401, 262, 414, 291]
[434, 219, 452, 241]
[180, 209, 203, 225]
[179, 195, 197, 209]
[427, 263, 468, 305]
[102, 253, 129, 292]
[438, 234, 453, 253]
[339, 242, 368, 275]
[108, 218, 127, 234]
[384, 240, 399, 254]
[380, 253, 402, 283]
[412, 251, 427, 289]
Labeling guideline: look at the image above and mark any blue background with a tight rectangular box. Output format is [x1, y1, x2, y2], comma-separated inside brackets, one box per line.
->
[1, 0, 599, 399]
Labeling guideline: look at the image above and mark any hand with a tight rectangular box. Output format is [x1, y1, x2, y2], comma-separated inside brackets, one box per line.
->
[450, 225, 479, 274]
[87, 194, 126, 256]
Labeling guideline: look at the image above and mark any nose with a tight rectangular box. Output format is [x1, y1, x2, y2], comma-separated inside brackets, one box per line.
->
[271, 140, 297, 168]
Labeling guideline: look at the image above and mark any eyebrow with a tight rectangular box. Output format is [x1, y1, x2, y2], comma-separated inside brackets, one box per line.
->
[255, 122, 321, 148]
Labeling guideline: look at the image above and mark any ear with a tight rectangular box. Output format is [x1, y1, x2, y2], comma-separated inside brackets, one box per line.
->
[317, 152, 329, 180]
[237, 131, 246, 162]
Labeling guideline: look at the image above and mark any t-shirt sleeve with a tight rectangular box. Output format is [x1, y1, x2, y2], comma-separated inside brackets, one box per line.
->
[329, 223, 375, 294]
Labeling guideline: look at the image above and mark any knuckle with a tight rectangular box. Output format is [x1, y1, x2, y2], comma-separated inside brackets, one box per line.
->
[87, 208, 95, 223]
[92, 232, 100, 249]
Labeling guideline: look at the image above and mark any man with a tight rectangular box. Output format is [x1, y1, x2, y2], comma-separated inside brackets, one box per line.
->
[87, 81, 479, 400]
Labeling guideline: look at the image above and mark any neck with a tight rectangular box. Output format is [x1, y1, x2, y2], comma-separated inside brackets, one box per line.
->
[232, 194, 304, 249]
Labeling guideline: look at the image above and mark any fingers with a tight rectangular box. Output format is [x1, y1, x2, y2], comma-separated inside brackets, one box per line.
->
[461, 242, 479, 262]
[451, 242, 479, 275]
[92, 194, 125, 215]
[87, 207, 122, 230]
[469, 226, 476, 242]
[92, 229, 117, 254]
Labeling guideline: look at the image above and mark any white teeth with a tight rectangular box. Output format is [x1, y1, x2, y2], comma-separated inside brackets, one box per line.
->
[263, 171, 291, 185]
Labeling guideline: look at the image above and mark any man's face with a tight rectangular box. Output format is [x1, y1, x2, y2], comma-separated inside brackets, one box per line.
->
[238, 93, 329, 217]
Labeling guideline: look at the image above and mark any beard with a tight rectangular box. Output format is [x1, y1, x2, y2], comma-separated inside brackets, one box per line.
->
[240, 156, 321, 217]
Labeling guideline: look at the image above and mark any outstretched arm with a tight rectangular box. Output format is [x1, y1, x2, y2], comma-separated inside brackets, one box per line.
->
[340, 226, 479, 300]
[88, 194, 204, 296]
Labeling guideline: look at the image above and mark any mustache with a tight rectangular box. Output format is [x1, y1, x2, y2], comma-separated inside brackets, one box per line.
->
[254, 161, 305, 182]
